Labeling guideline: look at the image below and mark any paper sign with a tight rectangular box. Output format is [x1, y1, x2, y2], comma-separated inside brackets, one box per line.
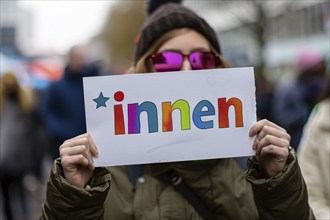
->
[83, 67, 256, 167]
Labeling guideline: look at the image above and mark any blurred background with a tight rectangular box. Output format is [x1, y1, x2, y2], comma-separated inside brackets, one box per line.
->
[0, 0, 329, 219]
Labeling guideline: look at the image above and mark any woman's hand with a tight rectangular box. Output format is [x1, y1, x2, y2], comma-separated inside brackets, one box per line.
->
[249, 119, 290, 178]
[59, 133, 99, 188]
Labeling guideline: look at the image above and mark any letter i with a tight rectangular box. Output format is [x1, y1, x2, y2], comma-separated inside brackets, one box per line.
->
[114, 91, 125, 135]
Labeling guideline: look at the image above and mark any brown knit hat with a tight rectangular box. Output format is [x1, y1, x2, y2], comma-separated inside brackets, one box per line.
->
[134, 0, 221, 64]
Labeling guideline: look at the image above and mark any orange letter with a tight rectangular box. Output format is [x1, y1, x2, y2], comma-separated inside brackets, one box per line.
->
[218, 97, 243, 128]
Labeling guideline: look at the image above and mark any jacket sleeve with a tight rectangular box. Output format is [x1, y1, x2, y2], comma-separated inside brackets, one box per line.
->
[245, 148, 315, 220]
[40, 159, 111, 220]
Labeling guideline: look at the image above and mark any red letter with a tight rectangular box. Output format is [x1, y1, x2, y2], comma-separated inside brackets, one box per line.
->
[114, 91, 125, 135]
[218, 97, 243, 128]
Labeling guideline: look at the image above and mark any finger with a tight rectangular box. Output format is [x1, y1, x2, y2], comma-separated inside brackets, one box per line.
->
[61, 137, 90, 150]
[60, 145, 85, 156]
[259, 135, 290, 149]
[60, 145, 91, 159]
[260, 144, 288, 159]
[87, 134, 99, 156]
[256, 135, 290, 156]
[61, 154, 90, 169]
[60, 138, 90, 158]
[258, 125, 291, 142]
[63, 133, 90, 144]
[63, 134, 99, 157]
[60, 143, 94, 168]
[249, 119, 286, 137]
[252, 136, 260, 150]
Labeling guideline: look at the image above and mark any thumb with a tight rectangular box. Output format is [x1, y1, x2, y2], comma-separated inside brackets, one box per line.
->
[88, 134, 99, 156]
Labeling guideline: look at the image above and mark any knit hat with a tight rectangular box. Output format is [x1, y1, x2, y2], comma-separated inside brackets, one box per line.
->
[134, 0, 221, 64]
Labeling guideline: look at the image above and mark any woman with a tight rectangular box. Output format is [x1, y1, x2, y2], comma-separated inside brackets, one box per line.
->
[0, 72, 36, 220]
[41, 1, 313, 219]
[298, 79, 330, 219]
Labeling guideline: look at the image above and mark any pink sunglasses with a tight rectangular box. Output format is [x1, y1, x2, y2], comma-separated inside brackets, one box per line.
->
[151, 51, 220, 72]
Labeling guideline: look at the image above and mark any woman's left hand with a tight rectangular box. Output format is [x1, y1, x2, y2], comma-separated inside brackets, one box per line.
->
[249, 119, 291, 178]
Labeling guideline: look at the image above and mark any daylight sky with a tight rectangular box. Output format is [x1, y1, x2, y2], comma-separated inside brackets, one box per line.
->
[17, 1, 115, 54]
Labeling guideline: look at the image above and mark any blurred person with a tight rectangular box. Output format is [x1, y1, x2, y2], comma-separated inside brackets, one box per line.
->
[40, 1, 314, 219]
[41, 45, 100, 159]
[0, 72, 41, 220]
[255, 73, 274, 121]
[270, 48, 327, 150]
[298, 79, 330, 220]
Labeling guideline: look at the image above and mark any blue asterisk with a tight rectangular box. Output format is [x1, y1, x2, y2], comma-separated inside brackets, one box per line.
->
[93, 92, 110, 109]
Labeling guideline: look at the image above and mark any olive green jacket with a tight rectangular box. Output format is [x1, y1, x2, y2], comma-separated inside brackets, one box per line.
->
[40, 149, 314, 220]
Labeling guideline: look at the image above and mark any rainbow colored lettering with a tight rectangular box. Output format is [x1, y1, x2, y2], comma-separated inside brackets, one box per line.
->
[112, 91, 243, 135]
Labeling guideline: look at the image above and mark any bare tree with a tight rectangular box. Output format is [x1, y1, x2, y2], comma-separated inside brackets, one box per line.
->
[232, 0, 298, 75]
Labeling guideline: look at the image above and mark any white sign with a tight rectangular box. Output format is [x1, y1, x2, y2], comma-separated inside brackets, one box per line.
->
[83, 67, 256, 166]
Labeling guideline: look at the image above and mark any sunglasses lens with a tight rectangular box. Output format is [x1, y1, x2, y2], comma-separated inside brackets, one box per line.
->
[152, 52, 183, 72]
[189, 52, 216, 70]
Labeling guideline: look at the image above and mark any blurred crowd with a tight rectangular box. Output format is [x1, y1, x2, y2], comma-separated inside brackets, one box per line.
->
[0, 44, 103, 220]
[0, 1, 329, 220]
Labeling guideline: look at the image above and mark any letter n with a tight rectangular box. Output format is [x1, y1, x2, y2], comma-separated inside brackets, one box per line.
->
[162, 100, 190, 132]
[128, 102, 158, 134]
[218, 98, 244, 128]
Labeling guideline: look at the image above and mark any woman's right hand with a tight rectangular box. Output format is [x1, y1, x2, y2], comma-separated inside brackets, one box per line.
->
[59, 133, 99, 188]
